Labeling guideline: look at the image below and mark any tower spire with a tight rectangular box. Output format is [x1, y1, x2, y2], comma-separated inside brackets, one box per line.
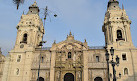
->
[69, 31, 72, 36]
[67, 31, 74, 40]
[27, 1, 39, 15]
[33, 1, 37, 6]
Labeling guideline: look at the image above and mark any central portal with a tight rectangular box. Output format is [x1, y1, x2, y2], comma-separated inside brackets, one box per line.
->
[64, 73, 74, 81]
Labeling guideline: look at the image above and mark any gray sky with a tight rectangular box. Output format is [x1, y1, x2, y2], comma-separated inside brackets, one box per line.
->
[0, 0, 137, 56]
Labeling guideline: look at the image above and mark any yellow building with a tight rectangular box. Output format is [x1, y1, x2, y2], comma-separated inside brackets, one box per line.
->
[1, 0, 137, 81]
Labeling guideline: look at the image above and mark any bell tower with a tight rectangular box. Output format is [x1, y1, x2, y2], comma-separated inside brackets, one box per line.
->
[14, 1, 44, 50]
[102, 1, 137, 81]
[5, 2, 45, 81]
[102, 0, 134, 49]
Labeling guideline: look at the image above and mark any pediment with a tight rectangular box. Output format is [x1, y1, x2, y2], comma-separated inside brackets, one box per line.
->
[50, 40, 88, 51]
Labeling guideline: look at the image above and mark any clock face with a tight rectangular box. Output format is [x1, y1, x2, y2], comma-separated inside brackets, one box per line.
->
[20, 44, 24, 48]
[67, 45, 72, 49]
[119, 41, 124, 46]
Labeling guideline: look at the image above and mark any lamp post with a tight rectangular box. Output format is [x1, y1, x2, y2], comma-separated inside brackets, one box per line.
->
[105, 47, 121, 81]
[37, 41, 46, 81]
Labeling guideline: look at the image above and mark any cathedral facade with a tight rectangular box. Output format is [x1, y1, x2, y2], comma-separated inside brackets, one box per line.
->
[1, 0, 137, 81]
[0, 48, 5, 81]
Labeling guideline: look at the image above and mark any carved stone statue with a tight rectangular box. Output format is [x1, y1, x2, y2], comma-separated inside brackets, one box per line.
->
[46, 71, 50, 81]
[73, 53, 76, 61]
[77, 71, 81, 81]
[88, 70, 92, 80]
[56, 71, 60, 81]
[32, 72, 35, 79]
[77, 54, 81, 62]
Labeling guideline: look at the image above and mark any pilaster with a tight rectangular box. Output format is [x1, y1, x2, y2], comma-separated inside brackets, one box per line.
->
[50, 51, 56, 81]
[83, 50, 88, 81]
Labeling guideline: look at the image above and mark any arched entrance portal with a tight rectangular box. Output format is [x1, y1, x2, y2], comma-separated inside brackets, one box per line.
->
[37, 77, 44, 81]
[94, 77, 103, 81]
[64, 73, 74, 81]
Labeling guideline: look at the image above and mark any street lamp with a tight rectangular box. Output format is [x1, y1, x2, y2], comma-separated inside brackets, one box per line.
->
[105, 50, 109, 61]
[110, 47, 114, 56]
[105, 47, 121, 81]
[37, 41, 46, 81]
[116, 55, 120, 64]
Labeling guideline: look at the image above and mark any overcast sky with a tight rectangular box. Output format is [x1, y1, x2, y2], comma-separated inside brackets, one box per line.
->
[0, 0, 137, 56]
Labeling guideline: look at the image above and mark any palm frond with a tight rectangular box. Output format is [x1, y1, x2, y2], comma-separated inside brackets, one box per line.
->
[13, 0, 25, 10]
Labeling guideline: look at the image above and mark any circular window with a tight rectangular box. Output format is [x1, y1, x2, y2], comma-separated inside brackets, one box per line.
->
[20, 44, 24, 48]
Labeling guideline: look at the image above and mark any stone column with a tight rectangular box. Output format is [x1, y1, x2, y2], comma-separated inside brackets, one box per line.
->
[83, 51, 88, 81]
[50, 51, 56, 81]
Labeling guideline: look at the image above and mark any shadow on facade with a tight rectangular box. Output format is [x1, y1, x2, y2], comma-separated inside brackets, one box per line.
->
[37, 77, 44, 81]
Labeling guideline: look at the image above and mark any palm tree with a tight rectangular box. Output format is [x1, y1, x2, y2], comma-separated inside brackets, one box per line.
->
[13, 0, 25, 10]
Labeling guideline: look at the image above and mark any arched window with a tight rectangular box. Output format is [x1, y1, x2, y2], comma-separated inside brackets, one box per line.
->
[124, 68, 128, 75]
[96, 56, 100, 62]
[37, 77, 44, 81]
[94, 77, 103, 81]
[23, 33, 27, 43]
[64, 73, 74, 81]
[117, 30, 122, 39]
[17, 55, 21, 62]
[41, 57, 44, 63]
[68, 52, 71, 58]
[16, 68, 19, 75]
